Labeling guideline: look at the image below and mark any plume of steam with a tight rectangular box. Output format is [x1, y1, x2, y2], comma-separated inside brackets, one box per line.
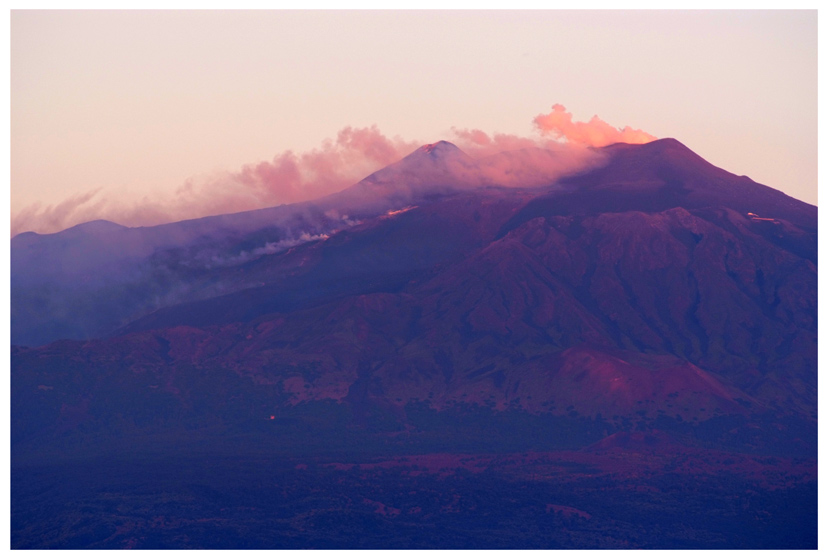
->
[450, 127, 606, 188]
[450, 128, 540, 157]
[234, 126, 419, 204]
[533, 104, 656, 147]
[11, 126, 418, 236]
[10, 189, 191, 238]
[11, 190, 107, 238]
[11, 105, 651, 236]
[204, 232, 332, 269]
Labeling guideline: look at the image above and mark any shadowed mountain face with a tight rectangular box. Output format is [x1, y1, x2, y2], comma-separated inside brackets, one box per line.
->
[10, 139, 817, 549]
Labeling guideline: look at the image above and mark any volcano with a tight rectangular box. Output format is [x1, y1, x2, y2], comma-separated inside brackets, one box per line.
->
[10, 138, 817, 549]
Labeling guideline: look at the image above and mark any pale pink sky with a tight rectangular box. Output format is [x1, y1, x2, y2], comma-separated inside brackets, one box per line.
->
[10, 10, 817, 234]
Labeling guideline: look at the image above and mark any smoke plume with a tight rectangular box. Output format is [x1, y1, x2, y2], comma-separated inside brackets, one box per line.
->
[11, 126, 418, 236]
[533, 104, 656, 147]
[449, 127, 606, 188]
[233, 126, 419, 205]
[12, 105, 653, 236]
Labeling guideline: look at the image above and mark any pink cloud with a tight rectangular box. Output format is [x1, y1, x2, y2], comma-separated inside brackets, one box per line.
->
[450, 128, 540, 157]
[234, 125, 419, 206]
[11, 106, 651, 236]
[533, 104, 656, 147]
[449, 126, 606, 188]
[11, 126, 419, 236]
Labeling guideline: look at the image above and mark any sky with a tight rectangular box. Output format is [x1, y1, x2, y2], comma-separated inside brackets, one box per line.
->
[9, 10, 818, 235]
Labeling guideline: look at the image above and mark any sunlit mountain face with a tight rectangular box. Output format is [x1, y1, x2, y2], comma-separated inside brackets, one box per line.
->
[11, 139, 816, 549]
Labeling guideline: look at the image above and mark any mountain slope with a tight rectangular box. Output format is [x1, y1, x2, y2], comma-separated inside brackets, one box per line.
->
[11, 138, 817, 448]
[10, 142, 483, 346]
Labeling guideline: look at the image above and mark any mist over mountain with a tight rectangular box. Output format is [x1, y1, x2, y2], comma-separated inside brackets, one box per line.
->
[11, 141, 602, 347]
[11, 138, 817, 549]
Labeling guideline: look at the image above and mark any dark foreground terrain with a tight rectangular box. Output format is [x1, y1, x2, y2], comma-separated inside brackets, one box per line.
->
[12, 447, 817, 549]
[11, 404, 817, 549]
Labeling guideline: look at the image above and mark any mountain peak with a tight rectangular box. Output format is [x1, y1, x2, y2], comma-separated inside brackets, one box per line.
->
[417, 140, 463, 156]
[600, 137, 700, 162]
[398, 140, 471, 170]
